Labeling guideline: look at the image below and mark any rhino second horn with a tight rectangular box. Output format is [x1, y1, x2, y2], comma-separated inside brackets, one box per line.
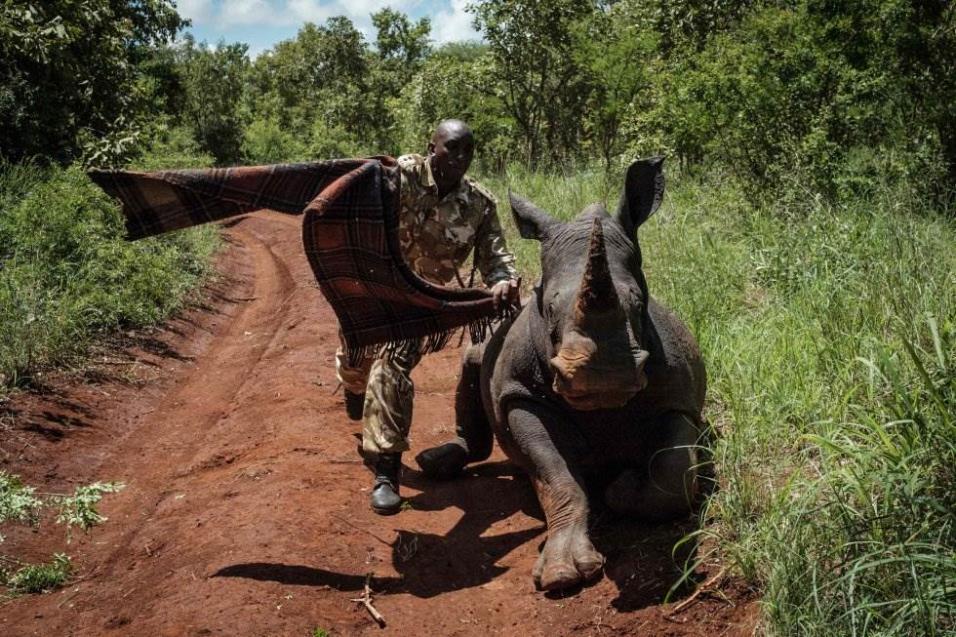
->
[575, 218, 619, 318]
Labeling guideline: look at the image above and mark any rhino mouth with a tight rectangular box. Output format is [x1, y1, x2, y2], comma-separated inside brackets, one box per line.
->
[553, 373, 647, 411]
[550, 346, 649, 411]
[558, 389, 636, 411]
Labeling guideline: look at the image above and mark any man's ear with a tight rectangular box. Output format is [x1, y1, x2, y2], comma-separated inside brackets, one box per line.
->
[616, 156, 665, 236]
[509, 190, 556, 241]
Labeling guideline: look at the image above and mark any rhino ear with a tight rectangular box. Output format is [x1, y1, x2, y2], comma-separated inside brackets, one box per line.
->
[616, 156, 665, 236]
[509, 190, 556, 241]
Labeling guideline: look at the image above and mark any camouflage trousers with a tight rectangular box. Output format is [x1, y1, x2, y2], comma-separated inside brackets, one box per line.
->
[335, 339, 422, 455]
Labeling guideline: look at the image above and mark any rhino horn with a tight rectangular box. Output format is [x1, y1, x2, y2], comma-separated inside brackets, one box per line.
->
[575, 218, 619, 320]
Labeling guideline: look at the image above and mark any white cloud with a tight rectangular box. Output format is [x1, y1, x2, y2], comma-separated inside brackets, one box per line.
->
[286, 0, 336, 23]
[430, 0, 478, 43]
[218, 0, 288, 27]
[190, 0, 423, 28]
[176, 0, 215, 23]
[183, 0, 479, 53]
[338, 0, 416, 19]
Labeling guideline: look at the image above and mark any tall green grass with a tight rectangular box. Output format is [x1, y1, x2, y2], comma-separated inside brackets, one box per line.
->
[0, 159, 219, 390]
[478, 163, 955, 636]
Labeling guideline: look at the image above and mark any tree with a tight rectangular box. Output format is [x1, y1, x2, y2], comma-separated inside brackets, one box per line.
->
[574, 3, 658, 169]
[469, 0, 595, 167]
[179, 38, 249, 165]
[394, 43, 512, 168]
[641, 0, 956, 193]
[0, 0, 185, 164]
[244, 18, 372, 157]
[368, 8, 432, 153]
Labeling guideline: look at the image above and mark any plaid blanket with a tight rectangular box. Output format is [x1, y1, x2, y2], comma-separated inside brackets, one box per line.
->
[89, 158, 507, 363]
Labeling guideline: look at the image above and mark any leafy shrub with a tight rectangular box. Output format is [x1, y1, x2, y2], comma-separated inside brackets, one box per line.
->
[4, 554, 72, 595]
[640, 0, 956, 198]
[242, 117, 308, 164]
[0, 161, 219, 389]
[1, 472, 122, 595]
[0, 0, 184, 164]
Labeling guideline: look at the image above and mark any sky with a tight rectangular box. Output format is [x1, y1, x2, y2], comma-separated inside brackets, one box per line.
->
[176, 0, 480, 57]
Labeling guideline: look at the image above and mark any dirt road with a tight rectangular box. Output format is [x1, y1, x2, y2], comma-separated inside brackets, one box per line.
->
[1, 213, 757, 636]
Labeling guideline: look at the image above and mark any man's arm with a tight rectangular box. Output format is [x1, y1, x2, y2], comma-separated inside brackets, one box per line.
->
[474, 197, 520, 309]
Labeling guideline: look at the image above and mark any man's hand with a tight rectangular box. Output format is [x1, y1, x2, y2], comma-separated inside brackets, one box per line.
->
[490, 278, 521, 311]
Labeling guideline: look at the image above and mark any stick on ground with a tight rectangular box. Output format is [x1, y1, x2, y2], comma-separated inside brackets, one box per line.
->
[666, 566, 727, 617]
[350, 573, 386, 628]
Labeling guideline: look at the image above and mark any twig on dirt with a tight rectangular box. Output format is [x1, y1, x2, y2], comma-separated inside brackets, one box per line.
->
[328, 513, 392, 547]
[666, 566, 727, 617]
[350, 573, 386, 628]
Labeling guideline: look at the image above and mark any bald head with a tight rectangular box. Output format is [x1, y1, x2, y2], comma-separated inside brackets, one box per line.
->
[431, 119, 473, 146]
[428, 119, 475, 194]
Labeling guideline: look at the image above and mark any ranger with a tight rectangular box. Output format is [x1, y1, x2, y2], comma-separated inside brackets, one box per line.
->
[335, 119, 520, 515]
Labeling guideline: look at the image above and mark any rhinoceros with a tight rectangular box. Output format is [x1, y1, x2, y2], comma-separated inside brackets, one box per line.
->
[416, 157, 706, 591]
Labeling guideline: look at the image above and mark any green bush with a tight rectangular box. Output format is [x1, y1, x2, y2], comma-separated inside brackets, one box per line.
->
[640, 0, 956, 198]
[0, 0, 185, 164]
[242, 117, 307, 164]
[0, 161, 219, 389]
[1, 472, 122, 595]
[4, 554, 72, 595]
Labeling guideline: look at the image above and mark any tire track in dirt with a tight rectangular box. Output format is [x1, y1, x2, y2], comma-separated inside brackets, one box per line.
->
[80, 218, 300, 577]
[2, 213, 758, 637]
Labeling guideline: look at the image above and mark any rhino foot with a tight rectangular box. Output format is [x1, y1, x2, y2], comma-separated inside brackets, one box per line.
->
[533, 527, 604, 591]
[415, 440, 468, 480]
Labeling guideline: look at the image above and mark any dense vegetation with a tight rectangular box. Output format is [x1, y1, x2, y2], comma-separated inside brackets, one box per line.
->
[4, 1, 955, 194]
[1, 1, 953, 633]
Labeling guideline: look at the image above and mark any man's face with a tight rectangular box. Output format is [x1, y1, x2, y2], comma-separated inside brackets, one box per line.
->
[429, 127, 475, 186]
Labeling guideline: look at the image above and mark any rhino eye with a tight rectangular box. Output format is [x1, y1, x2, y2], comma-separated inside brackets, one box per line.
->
[546, 293, 560, 319]
[546, 301, 561, 342]
[624, 286, 644, 306]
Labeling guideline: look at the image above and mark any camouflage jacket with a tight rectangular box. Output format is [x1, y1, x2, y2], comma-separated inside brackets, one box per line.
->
[396, 154, 518, 287]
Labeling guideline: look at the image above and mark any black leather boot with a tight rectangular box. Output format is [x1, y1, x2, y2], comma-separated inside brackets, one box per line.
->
[344, 390, 365, 421]
[370, 453, 402, 515]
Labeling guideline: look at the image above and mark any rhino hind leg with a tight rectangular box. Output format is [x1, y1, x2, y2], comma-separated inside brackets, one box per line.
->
[415, 343, 493, 480]
[604, 412, 700, 522]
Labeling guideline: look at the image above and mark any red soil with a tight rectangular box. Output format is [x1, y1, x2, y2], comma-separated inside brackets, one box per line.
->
[1, 213, 759, 636]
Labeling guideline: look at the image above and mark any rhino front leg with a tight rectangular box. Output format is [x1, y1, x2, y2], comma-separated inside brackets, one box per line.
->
[604, 411, 699, 521]
[507, 399, 605, 591]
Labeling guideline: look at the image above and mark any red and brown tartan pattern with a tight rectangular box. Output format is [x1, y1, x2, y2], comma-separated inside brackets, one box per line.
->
[89, 158, 506, 363]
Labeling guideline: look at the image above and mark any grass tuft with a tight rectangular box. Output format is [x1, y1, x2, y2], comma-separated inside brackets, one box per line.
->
[3, 554, 72, 595]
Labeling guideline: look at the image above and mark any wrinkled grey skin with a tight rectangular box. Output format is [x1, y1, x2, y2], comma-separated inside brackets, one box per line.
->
[416, 158, 706, 592]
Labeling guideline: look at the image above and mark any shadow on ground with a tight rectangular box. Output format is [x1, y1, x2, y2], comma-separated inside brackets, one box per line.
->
[214, 459, 701, 611]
